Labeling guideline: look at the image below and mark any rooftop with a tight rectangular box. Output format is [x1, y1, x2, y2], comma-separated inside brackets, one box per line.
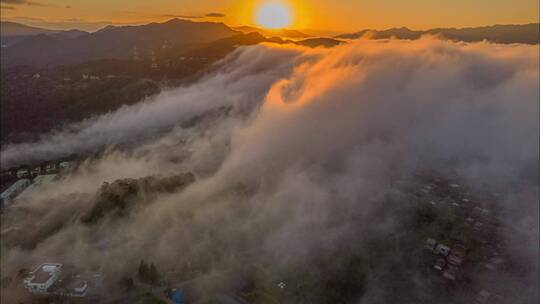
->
[17, 174, 57, 200]
[1, 179, 30, 198]
[26, 263, 62, 285]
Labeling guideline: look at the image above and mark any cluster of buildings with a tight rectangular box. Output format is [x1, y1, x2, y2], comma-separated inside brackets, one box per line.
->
[424, 238, 466, 281]
[0, 160, 73, 208]
[23, 263, 89, 298]
[411, 172, 510, 303]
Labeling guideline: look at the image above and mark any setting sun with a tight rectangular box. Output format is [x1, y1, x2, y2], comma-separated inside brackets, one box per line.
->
[256, 2, 293, 29]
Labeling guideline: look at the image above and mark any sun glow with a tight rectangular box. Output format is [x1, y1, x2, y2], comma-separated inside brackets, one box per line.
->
[256, 2, 293, 29]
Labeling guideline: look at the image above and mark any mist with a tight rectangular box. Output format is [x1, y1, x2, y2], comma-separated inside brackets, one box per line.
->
[1, 37, 538, 303]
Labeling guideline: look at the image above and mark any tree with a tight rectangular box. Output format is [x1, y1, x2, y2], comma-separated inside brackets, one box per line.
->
[138, 260, 160, 285]
[138, 260, 149, 280]
[148, 263, 160, 285]
[119, 276, 135, 291]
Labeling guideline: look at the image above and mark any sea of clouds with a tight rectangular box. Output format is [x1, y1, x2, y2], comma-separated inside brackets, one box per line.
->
[1, 37, 538, 303]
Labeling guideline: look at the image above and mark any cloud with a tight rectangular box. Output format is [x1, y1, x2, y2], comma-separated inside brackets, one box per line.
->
[206, 12, 226, 18]
[162, 14, 202, 19]
[1, 38, 538, 303]
[63, 18, 85, 22]
[1, 44, 301, 167]
[0, 0, 50, 7]
[3, 16, 114, 31]
[161, 12, 226, 19]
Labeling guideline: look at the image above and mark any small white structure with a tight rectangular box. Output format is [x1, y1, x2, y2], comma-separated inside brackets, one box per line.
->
[70, 279, 89, 297]
[0, 179, 31, 207]
[45, 163, 58, 174]
[424, 238, 437, 251]
[31, 166, 42, 177]
[434, 244, 451, 256]
[17, 169, 30, 178]
[24, 263, 63, 294]
[433, 258, 446, 271]
[59, 161, 72, 170]
[475, 290, 491, 303]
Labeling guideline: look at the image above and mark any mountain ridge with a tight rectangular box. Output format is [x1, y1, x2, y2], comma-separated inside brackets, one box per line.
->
[1, 19, 239, 67]
[336, 23, 540, 44]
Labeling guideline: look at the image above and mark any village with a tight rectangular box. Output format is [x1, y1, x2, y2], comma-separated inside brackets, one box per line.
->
[0, 157, 523, 304]
[0, 159, 74, 208]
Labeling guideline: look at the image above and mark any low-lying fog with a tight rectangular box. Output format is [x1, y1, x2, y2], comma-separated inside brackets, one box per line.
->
[1, 37, 538, 303]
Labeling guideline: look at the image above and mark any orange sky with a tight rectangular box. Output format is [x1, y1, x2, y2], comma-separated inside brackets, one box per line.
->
[0, 0, 538, 32]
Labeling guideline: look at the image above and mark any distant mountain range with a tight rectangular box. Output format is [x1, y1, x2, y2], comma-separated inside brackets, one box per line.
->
[1, 21, 60, 37]
[336, 23, 540, 44]
[0, 20, 343, 68]
[1, 20, 538, 68]
[1, 19, 237, 67]
[1, 21, 89, 47]
[234, 26, 311, 39]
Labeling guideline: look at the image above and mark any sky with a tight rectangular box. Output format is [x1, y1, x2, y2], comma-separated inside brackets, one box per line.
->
[0, 0, 538, 33]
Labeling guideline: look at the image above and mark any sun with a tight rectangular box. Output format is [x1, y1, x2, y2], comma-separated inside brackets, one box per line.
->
[256, 2, 293, 29]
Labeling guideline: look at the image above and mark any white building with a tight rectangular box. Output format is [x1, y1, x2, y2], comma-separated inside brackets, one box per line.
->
[24, 263, 63, 294]
[434, 244, 451, 256]
[54, 278, 89, 297]
[45, 163, 58, 174]
[0, 179, 31, 207]
[59, 161, 73, 171]
[31, 166, 42, 177]
[17, 174, 57, 200]
[17, 169, 30, 178]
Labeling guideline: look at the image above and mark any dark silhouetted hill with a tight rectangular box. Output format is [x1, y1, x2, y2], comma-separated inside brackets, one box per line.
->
[0, 21, 59, 36]
[296, 37, 344, 48]
[336, 24, 540, 44]
[0, 21, 89, 47]
[234, 26, 311, 39]
[1, 19, 238, 67]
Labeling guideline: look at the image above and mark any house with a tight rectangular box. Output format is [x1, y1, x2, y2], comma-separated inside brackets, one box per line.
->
[434, 244, 451, 256]
[425, 238, 437, 251]
[17, 168, 30, 178]
[50, 277, 89, 297]
[24, 263, 63, 294]
[59, 161, 72, 170]
[45, 163, 58, 174]
[442, 264, 457, 280]
[69, 279, 89, 297]
[24, 263, 90, 298]
[447, 245, 466, 266]
[31, 166, 42, 177]
[1, 170, 14, 178]
[17, 174, 57, 200]
[0, 179, 31, 207]
[433, 258, 446, 271]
